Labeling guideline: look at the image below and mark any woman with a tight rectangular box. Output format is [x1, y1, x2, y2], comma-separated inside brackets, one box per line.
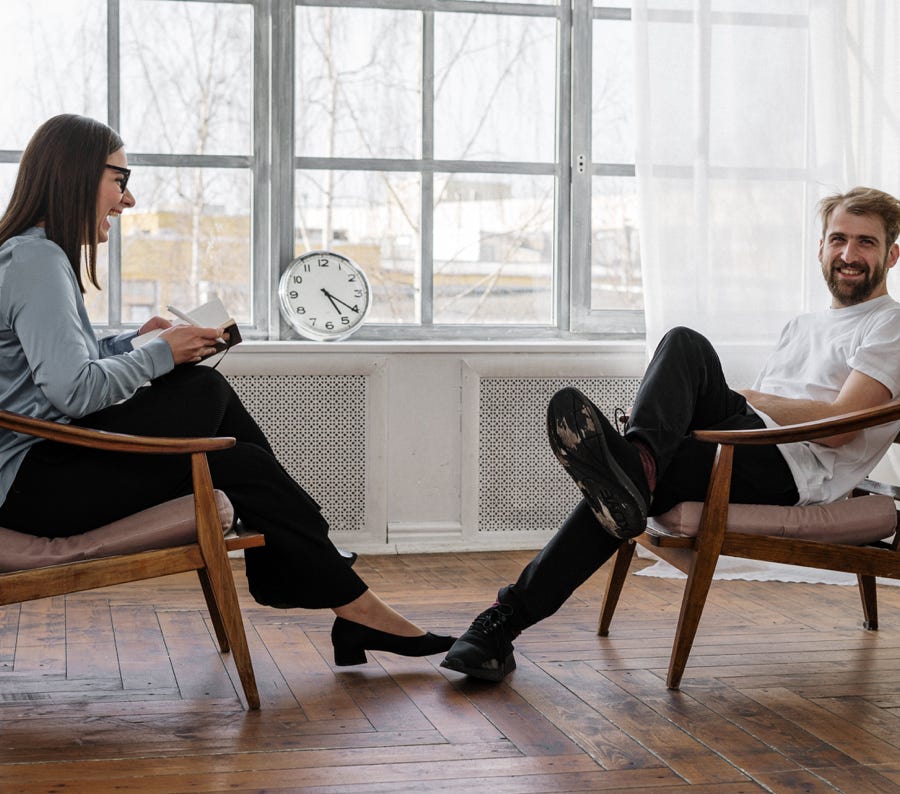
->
[0, 114, 453, 666]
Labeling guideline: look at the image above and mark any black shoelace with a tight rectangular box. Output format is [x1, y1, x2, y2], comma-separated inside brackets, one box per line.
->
[473, 604, 514, 635]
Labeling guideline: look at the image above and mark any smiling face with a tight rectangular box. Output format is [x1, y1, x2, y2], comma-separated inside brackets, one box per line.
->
[819, 206, 899, 308]
[96, 147, 135, 244]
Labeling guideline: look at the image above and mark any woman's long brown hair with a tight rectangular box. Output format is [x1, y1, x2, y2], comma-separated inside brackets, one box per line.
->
[0, 114, 124, 293]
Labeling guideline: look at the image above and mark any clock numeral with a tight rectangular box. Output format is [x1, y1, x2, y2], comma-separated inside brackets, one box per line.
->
[325, 321, 334, 330]
[341, 316, 350, 325]
[302, 263, 311, 272]
[353, 289, 363, 298]
[295, 306, 306, 315]
[289, 290, 298, 299]
[292, 275, 303, 284]
[347, 274, 356, 282]
[318, 257, 329, 267]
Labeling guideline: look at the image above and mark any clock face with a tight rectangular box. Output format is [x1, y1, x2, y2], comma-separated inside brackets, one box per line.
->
[279, 251, 372, 341]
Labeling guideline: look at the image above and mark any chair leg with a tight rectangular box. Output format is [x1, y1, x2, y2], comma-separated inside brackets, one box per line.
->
[198, 568, 230, 653]
[667, 546, 719, 690]
[191, 454, 261, 710]
[201, 548, 261, 709]
[598, 540, 636, 636]
[857, 574, 878, 630]
[666, 443, 732, 689]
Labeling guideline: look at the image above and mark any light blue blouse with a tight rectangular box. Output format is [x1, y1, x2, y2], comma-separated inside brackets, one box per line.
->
[0, 227, 173, 503]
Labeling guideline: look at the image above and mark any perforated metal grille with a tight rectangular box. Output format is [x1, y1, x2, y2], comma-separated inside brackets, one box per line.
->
[226, 375, 367, 533]
[478, 377, 642, 533]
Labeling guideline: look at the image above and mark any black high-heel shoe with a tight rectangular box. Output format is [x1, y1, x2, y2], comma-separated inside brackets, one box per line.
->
[331, 617, 456, 666]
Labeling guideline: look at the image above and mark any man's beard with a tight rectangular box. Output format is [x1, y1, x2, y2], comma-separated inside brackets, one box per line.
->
[825, 255, 888, 306]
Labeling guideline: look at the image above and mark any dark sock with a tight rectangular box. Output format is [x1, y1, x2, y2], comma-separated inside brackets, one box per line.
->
[494, 590, 535, 638]
[630, 439, 657, 492]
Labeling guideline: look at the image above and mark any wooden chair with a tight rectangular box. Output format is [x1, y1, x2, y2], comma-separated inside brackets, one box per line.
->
[0, 409, 264, 709]
[598, 401, 900, 690]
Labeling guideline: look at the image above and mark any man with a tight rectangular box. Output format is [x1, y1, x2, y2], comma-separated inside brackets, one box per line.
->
[441, 186, 900, 682]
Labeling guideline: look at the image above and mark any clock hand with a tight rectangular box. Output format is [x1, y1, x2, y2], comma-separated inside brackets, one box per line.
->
[320, 288, 342, 314]
[328, 293, 360, 314]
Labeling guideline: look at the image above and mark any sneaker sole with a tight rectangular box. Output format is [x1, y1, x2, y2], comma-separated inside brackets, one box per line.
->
[440, 653, 516, 682]
[547, 388, 647, 540]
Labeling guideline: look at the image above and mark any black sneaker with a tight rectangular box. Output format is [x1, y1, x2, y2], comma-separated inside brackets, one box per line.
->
[440, 604, 518, 682]
[547, 387, 650, 540]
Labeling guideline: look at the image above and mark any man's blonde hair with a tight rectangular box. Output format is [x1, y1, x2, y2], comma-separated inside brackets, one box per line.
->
[818, 187, 900, 246]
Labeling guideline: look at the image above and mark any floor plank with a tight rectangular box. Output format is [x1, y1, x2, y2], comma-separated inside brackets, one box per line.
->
[2, 551, 900, 792]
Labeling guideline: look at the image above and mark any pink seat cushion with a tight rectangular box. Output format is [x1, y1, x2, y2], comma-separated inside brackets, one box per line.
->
[0, 491, 234, 573]
[648, 494, 897, 545]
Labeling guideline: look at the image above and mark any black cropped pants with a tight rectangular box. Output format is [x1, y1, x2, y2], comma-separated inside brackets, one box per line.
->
[0, 366, 367, 610]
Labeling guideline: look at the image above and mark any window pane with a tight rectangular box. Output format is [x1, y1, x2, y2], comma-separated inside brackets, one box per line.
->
[460, 0, 557, 4]
[83, 246, 110, 325]
[706, 180, 804, 328]
[0, 0, 107, 148]
[433, 174, 554, 325]
[592, 20, 635, 165]
[631, 0, 808, 11]
[120, 0, 253, 155]
[591, 177, 641, 311]
[295, 170, 420, 325]
[295, 7, 421, 159]
[709, 23, 807, 169]
[121, 167, 252, 324]
[434, 14, 557, 162]
[641, 179, 805, 336]
[0, 165, 16, 212]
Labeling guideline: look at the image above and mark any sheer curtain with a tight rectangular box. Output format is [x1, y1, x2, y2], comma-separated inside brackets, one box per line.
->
[633, 0, 900, 386]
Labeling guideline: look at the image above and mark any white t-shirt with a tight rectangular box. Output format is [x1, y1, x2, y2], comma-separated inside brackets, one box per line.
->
[750, 294, 900, 505]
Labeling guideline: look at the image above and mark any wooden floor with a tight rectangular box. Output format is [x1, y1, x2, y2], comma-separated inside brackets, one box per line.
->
[3, 551, 900, 793]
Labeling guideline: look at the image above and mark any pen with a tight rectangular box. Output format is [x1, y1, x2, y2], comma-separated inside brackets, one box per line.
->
[167, 305, 227, 345]
[167, 305, 199, 326]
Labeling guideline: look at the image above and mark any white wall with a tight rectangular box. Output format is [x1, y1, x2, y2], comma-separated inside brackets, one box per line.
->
[218, 341, 646, 554]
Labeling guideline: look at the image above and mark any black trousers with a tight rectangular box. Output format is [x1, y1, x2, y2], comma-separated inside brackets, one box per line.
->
[500, 327, 800, 628]
[0, 366, 368, 610]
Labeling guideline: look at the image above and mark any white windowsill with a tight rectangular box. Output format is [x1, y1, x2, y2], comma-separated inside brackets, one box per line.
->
[226, 338, 647, 356]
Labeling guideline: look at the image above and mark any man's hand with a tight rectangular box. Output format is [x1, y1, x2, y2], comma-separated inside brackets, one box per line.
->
[739, 369, 892, 447]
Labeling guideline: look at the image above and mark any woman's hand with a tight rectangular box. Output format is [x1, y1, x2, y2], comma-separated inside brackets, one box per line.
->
[159, 324, 228, 365]
[137, 316, 173, 335]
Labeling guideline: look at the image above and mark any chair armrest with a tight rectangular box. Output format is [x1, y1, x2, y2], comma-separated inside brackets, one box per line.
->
[692, 400, 900, 446]
[0, 409, 235, 455]
[855, 477, 900, 500]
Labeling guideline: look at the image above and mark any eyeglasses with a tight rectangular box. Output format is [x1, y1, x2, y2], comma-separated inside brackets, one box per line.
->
[104, 164, 131, 194]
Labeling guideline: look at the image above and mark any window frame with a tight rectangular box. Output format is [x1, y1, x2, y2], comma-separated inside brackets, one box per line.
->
[1, 0, 644, 341]
[571, 1, 643, 337]
[105, 0, 271, 338]
[280, 0, 583, 341]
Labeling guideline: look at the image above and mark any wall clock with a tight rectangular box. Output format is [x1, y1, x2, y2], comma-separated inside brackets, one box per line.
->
[278, 250, 372, 341]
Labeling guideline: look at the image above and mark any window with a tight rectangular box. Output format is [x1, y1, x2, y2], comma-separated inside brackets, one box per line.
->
[117, 0, 256, 330]
[0, 0, 641, 340]
[289, 1, 564, 337]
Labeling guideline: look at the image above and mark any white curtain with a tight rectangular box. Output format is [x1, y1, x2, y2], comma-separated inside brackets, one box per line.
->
[633, 0, 900, 386]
